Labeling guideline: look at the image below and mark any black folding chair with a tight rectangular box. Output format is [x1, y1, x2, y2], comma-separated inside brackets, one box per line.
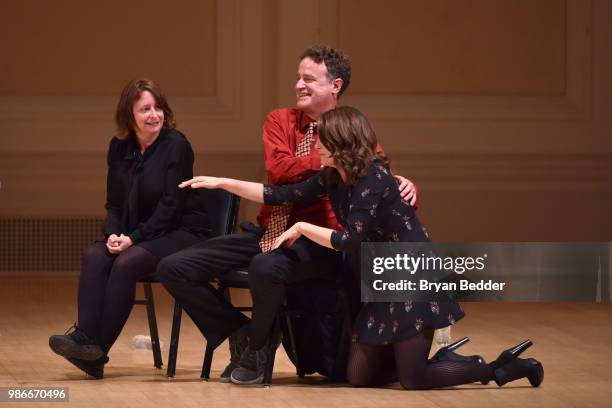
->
[135, 189, 240, 377]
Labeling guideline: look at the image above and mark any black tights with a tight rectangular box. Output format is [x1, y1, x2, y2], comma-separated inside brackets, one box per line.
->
[77, 242, 158, 354]
[347, 329, 494, 390]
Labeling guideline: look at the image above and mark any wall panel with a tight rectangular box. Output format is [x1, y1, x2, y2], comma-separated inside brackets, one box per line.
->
[0, 0, 611, 248]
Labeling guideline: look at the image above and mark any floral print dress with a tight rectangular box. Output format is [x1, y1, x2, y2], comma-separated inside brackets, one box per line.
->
[263, 160, 464, 345]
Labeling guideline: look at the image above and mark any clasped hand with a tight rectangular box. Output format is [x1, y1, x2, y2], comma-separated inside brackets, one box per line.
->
[106, 234, 133, 254]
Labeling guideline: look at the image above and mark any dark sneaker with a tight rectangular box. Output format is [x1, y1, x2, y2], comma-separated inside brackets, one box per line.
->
[230, 345, 267, 385]
[49, 325, 105, 361]
[65, 355, 109, 380]
[220, 324, 250, 383]
[219, 362, 239, 383]
[231, 334, 282, 386]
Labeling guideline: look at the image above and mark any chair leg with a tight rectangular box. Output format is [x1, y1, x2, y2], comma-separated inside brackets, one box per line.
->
[338, 290, 353, 338]
[283, 300, 303, 378]
[264, 315, 283, 386]
[201, 343, 214, 380]
[198, 285, 229, 380]
[333, 289, 353, 381]
[166, 301, 182, 378]
[143, 282, 163, 369]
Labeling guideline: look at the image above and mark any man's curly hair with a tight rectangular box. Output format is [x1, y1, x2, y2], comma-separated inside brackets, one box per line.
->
[318, 106, 388, 185]
[300, 45, 351, 98]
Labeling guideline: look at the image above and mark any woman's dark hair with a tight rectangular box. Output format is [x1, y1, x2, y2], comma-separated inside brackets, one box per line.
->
[115, 78, 176, 139]
[318, 106, 388, 184]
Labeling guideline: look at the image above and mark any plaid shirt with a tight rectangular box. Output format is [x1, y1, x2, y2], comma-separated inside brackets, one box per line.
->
[256, 108, 340, 230]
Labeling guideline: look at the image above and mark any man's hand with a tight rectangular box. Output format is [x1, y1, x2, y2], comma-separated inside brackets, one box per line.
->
[394, 175, 419, 206]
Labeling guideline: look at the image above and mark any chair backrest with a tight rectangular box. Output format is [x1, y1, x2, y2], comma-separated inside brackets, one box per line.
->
[199, 188, 241, 237]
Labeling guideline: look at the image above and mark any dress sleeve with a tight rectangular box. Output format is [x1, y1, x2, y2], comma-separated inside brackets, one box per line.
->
[103, 138, 122, 237]
[263, 171, 327, 206]
[128, 137, 193, 244]
[263, 110, 321, 184]
[330, 167, 391, 252]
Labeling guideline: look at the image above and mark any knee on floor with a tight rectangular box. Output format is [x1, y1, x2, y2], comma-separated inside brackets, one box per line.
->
[398, 374, 427, 390]
[347, 372, 376, 387]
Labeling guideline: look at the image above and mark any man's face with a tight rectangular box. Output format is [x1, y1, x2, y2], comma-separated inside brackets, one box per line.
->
[295, 57, 341, 118]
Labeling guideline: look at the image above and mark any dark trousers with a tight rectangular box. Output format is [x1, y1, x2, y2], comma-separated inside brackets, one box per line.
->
[77, 242, 159, 353]
[77, 230, 205, 354]
[158, 231, 341, 350]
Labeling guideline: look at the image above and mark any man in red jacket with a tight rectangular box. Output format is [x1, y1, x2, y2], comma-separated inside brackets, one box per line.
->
[159, 45, 417, 385]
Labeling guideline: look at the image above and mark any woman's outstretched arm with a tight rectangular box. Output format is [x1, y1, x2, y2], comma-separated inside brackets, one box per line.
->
[179, 176, 264, 204]
[181, 170, 328, 207]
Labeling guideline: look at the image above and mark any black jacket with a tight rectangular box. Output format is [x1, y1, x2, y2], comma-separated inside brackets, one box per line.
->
[103, 128, 209, 246]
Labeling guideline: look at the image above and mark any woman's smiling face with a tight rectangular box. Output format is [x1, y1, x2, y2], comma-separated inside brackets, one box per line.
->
[132, 90, 164, 138]
[315, 138, 335, 167]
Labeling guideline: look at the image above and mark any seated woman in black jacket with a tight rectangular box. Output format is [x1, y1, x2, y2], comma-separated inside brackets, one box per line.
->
[49, 78, 210, 379]
[180, 106, 543, 390]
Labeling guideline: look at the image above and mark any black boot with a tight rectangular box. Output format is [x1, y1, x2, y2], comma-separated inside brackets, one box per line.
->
[430, 336, 486, 364]
[491, 340, 533, 368]
[490, 340, 544, 387]
[493, 357, 544, 387]
[49, 324, 105, 361]
[430, 336, 489, 385]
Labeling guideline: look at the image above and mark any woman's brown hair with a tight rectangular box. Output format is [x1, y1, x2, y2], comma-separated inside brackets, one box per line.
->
[318, 106, 388, 184]
[114, 78, 176, 139]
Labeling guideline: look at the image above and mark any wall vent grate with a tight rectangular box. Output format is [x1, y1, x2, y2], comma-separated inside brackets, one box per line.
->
[0, 218, 104, 272]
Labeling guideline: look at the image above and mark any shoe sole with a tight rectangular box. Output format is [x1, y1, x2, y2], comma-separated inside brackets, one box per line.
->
[219, 362, 239, 383]
[65, 357, 104, 379]
[49, 336, 105, 361]
[229, 372, 264, 385]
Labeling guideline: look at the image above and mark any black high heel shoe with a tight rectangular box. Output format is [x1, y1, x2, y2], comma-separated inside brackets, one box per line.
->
[491, 340, 532, 368]
[494, 357, 544, 387]
[430, 336, 488, 385]
[491, 340, 544, 387]
[430, 336, 486, 364]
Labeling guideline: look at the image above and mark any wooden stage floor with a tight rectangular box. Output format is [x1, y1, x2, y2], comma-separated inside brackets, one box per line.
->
[0, 274, 610, 407]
